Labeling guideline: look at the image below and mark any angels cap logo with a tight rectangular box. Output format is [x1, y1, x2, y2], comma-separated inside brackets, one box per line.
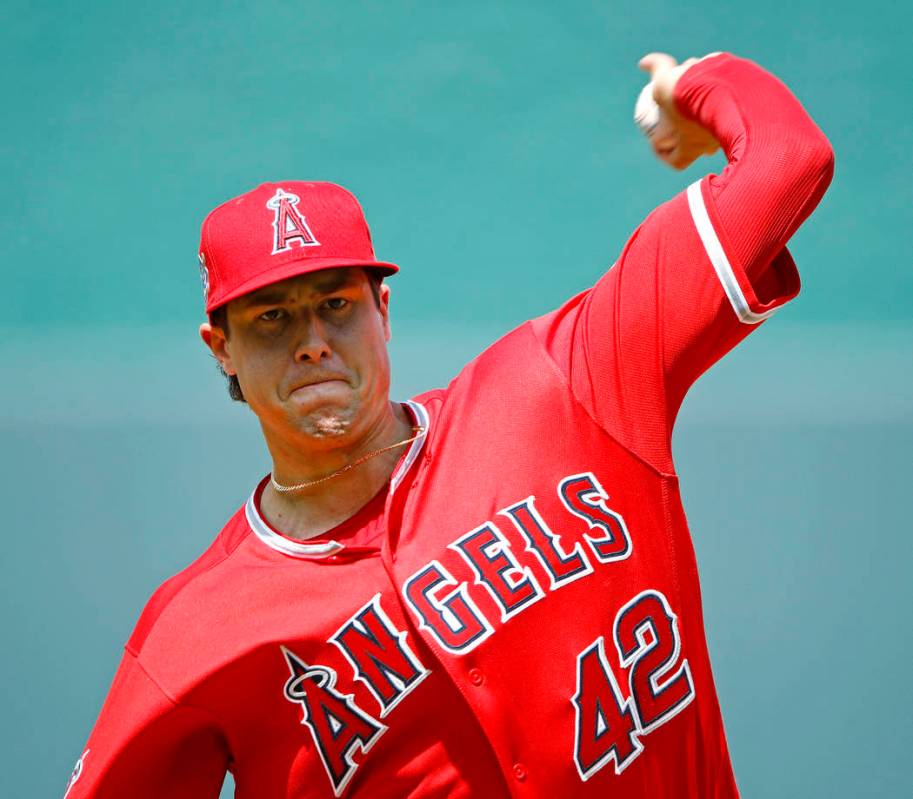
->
[63, 749, 90, 798]
[266, 188, 320, 255]
[198, 252, 210, 302]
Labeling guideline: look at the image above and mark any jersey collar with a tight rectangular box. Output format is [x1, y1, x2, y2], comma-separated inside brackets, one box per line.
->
[244, 399, 430, 559]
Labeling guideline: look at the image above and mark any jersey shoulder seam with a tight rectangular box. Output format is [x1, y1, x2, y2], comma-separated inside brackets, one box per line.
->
[123, 647, 233, 739]
[525, 318, 678, 481]
[122, 646, 181, 706]
[126, 523, 243, 657]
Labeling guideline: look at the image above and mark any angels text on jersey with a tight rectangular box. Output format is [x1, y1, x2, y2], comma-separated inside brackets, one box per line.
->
[280, 470, 695, 796]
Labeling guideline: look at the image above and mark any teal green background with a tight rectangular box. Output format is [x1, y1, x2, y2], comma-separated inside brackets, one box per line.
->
[3, 2, 911, 797]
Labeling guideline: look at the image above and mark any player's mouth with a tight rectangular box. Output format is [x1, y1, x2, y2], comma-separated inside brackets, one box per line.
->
[286, 375, 350, 399]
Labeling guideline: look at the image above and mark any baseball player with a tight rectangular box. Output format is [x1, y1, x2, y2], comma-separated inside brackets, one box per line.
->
[64, 50, 834, 798]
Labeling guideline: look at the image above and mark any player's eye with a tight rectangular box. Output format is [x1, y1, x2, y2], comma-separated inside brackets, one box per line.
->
[323, 297, 349, 311]
[258, 308, 286, 322]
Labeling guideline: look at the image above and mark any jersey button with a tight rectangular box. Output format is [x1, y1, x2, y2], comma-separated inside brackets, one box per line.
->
[468, 668, 484, 686]
[512, 763, 528, 782]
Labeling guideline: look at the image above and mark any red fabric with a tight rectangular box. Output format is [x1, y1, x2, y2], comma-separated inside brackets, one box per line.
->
[62, 651, 229, 799]
[674, 54, 835, 277]
[535, 53, 833, 472]
[200, 181, 398, 313]
[65, 54, 833, 799]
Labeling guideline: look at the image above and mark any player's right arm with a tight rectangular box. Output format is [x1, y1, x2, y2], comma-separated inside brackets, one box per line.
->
[534, 51, 834, 472]
[640, 49, 835, 280]
[63, 649, 229, 798]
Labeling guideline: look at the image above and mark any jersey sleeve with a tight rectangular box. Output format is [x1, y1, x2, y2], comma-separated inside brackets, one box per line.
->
[63, 649, 229, 799]
[532, 53, 834, 472]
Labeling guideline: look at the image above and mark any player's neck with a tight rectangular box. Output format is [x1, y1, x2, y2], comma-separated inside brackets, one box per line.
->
[258, 402, 413, 540]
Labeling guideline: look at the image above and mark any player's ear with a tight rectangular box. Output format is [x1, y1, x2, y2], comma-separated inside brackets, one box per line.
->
[378, 283, 392, 342]
[200, 322, 237, 376]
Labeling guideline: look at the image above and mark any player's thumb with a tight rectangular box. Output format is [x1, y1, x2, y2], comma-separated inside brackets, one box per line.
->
[638, 52, 678, 77]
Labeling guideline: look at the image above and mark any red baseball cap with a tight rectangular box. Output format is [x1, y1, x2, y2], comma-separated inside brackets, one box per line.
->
[198, 181, 398, 313]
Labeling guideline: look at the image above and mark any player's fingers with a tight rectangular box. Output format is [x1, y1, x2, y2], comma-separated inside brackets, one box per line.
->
[650, 135, 677, 166]
[669, 149, 692, 170]
[670, 139, 707, 171]
[638, 52, 677, 77]
[649, 129, 692, 170]
[703, 139, 721, 156]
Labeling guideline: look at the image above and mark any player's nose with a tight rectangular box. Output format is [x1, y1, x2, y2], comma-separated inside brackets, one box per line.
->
[292, 315, 332, 363]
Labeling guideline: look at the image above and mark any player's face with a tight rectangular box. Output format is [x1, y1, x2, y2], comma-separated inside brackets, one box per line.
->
[206, 268, 393, 446]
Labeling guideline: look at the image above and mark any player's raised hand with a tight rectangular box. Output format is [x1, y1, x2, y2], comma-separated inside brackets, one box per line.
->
[637, 52, 722, 170]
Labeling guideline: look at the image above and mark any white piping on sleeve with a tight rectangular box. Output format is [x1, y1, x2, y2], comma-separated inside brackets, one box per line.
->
[686, 179, 777, 325]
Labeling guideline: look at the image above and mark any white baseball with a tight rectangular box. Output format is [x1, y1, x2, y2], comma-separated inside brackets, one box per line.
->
[633, 81, 661, 137]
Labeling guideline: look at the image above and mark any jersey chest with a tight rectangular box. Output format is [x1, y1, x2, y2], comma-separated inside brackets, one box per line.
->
[209, 426, 709, 797]
[383, 409, 707, 796]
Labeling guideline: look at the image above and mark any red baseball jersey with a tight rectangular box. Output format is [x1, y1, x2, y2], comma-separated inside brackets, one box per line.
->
[64, 54, 834, 798]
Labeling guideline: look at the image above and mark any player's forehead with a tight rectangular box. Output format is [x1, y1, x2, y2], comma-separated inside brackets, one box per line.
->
[233, 267, 364, 308]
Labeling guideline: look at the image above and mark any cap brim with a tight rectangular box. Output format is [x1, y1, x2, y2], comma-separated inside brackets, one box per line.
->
[206, 257, 399, 313]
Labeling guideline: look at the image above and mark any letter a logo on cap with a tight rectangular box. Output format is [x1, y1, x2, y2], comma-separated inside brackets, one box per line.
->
[266, 188, 321, 255]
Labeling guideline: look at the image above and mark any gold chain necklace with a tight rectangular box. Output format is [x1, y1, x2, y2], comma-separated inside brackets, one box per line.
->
[270, 426, 426, 493]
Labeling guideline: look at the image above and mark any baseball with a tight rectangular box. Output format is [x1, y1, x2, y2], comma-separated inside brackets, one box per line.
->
[634, 81, 662, 137]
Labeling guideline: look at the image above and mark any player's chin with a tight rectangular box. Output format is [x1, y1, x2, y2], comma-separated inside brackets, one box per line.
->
[290, 400, 359, 440]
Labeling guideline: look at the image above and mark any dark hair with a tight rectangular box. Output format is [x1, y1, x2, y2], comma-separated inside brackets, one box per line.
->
[208, 303, 246, 402]
[209, 269, 384, 403]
